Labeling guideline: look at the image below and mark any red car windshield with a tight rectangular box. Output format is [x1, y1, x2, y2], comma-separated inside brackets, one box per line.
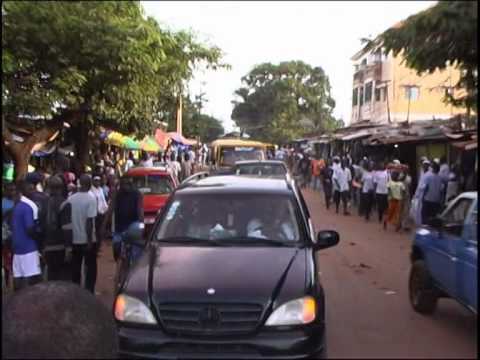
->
[124, 174, 174, 195]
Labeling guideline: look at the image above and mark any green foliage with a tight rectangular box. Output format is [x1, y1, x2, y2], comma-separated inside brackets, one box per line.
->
[231, 61, 339, 144]
[2, 1, 227, 137]
[362, 1, 477, 112]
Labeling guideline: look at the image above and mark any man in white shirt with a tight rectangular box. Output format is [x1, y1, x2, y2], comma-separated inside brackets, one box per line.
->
[332, 158, 352, 215]
[63, 175, 98, 293]
[90, 176, 108, 246]
[373, 162, 389, 223]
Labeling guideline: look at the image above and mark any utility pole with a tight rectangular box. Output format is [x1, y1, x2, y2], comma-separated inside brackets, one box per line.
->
[176, 94, 182, 136]
[405, 85, 413, 124]
[382, 80, 392, 124]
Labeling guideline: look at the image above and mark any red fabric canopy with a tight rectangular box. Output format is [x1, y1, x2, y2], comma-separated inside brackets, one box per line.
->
[155, 129, 170, 149]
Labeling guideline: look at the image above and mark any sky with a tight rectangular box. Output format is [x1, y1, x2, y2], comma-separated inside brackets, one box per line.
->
[142, 1, 436, 132]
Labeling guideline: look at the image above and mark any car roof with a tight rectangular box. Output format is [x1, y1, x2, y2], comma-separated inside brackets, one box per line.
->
[210, 139, 267, 147]
[124, 167, 171, 176]
[176, 175, 292, 195]
[235, 160, 286, 166]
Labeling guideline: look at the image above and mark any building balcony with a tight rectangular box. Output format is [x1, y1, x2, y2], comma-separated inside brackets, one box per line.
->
[353, 61, 382, 83]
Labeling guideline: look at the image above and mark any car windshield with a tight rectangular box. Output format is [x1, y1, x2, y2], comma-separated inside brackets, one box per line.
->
[236, 163, 286, 176]
[155, 193, 302, 245]
[124, 174, 173, 195]
[220, 147, 265, 167]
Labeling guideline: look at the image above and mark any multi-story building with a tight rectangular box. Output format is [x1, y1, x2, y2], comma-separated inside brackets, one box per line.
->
[350, 41, 465, 124]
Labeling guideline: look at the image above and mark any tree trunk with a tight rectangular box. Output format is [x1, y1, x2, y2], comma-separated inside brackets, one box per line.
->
[2, 110, 84, 180]
[72, 119, 91, 173]
[3, 126, 61, 181]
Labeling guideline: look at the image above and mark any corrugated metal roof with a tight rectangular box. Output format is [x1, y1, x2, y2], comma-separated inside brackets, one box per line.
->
[341, 129, 372, 141]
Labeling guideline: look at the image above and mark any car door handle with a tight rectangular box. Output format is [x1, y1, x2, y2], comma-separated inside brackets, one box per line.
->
[450, 256, 458, 262]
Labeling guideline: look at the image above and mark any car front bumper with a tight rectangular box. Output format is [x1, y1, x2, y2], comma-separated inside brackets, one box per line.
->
[117, 323, 325, 359]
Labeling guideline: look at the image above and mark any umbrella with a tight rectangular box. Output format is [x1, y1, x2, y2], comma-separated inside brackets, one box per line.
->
[124, 137, 140, 150]
[105, 132, 126, 147]
[140, 136, 160, 153]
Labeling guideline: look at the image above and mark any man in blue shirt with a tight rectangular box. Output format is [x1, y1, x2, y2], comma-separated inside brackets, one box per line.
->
[11, 180, 42, 291]
[421, 162, 444, 224]
[2, 181, 17, 291]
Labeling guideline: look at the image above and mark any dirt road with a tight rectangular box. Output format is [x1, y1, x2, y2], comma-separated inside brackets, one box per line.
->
[303, 188, 477, 358]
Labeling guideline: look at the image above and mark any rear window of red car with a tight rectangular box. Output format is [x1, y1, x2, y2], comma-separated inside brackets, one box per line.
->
[124, 174, 174, 195]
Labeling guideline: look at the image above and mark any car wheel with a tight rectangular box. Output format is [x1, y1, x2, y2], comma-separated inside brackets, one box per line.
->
[409, 260, 438, 314]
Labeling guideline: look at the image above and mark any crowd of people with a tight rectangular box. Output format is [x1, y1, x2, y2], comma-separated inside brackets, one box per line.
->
[2, 144, 208, 295]
[276, 146, 462, 232]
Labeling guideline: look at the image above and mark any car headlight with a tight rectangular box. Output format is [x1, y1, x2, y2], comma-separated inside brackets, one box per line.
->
[114, 294, 157, 324]
[265, 296, 316, 326]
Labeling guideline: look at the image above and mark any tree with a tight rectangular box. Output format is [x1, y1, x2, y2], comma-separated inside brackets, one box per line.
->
[231, 61, 338, 144]
[2, 1, 227, 178]
[362, 1, 477, 115]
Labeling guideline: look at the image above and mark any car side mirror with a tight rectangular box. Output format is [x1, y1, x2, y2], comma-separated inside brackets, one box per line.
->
[315, 230, 339, 250]
[125, 221, 146, 247]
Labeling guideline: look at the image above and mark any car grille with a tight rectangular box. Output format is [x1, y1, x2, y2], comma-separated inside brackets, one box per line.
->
[161, 343, 259, 356]
[156, 303, 264, 336]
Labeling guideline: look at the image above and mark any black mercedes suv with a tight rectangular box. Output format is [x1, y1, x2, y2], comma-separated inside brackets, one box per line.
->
[114, 175, 339, 359]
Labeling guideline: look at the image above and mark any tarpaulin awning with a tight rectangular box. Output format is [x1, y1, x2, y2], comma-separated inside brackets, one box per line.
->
[167, 132, 197, 146]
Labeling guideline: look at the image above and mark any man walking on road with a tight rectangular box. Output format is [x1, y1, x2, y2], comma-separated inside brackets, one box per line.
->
[64, 174, 98, 293]
[321, 159, 334, 209]
[412, 159, 432, 226]
[361, 161, 375, 221]
[11, 180, 42, 291]
[333, 158, 351, 215]
[90, 175, 108, 248]
[373, 162, 389, 223]
[101, 177, 143, 264]
[421, 162, 444, 225]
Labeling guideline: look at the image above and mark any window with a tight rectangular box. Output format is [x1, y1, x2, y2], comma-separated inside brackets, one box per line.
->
[352, 88, 358, 106]
[125, 174, 174, 195]
[364, 82, 372, 103]
[375, 87, 381, 102]
[359, 86, 364, 106]
[463, 202, 477, 242]
[382, 87, 388, 102]
[404, 86, 420, 101]
[156, 194, 302, 243]
[441, 198, 473, 237]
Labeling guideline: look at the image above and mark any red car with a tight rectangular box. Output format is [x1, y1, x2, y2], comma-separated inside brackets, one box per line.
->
[123, 166, 177, 236]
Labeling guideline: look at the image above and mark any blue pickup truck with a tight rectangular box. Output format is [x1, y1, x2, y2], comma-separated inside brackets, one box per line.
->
[409, 192, 477, 315]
